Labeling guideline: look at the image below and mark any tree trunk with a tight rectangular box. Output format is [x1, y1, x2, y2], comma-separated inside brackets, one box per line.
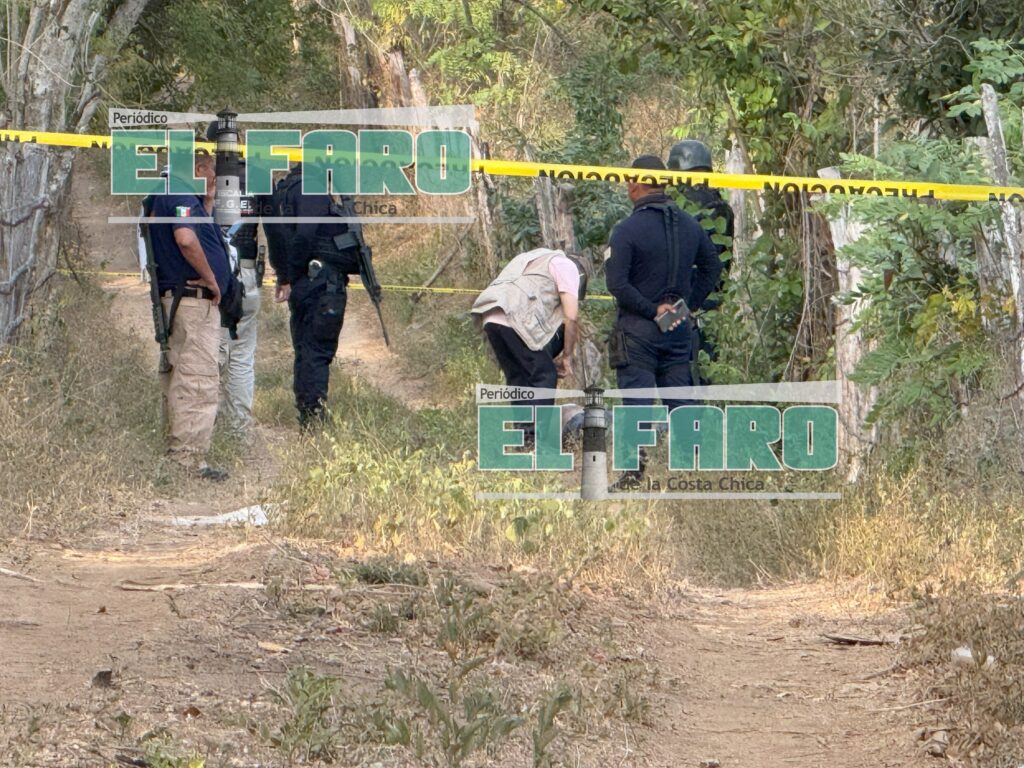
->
[535, 182, 576, 253]
[381, 48, 415, 108]
[724, 147, 755, 320]
[724, 101, 764, 222]
[1, 0, 151, 346]
[409, 68, 429, 108]
[470, 131, 499, 276]
[819, 168, 877, 482]
[979, 84, 1024, 398]
[786, 194, 838, 381]
[965, 136, 1012, 330]
[525, 145, 577, 253]
[724, 147, 748, 274]
[331, 10, 374, 108]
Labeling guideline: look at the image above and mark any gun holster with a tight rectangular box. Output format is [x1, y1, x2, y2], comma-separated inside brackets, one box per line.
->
[314, 233, 358, 274]
[332, 232, 359, 251]
[220, 278, 246, 340]
[607, 327, 630, 369]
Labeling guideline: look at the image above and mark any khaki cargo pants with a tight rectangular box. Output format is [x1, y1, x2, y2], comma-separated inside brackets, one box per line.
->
[160, 295, 222, 467]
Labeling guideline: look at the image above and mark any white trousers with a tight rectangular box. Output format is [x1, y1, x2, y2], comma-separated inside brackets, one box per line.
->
[219, 266, 261, 435]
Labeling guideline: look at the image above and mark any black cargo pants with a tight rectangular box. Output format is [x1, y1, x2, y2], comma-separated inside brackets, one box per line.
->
[288, 267, 347, 426]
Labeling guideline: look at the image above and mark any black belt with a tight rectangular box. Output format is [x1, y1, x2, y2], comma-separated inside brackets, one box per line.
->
[163, 286, 216, 301]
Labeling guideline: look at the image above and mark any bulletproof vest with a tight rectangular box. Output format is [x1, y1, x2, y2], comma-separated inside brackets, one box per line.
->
[679, 185, 735, 258]
[273, 174, 354, 240]
[273, 172, 359, 275]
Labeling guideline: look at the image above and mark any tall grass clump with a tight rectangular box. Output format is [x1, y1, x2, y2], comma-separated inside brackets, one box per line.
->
[0, 280, 167, 539]
[821, 396, 1024, 596]
[270, 375, 673, 591]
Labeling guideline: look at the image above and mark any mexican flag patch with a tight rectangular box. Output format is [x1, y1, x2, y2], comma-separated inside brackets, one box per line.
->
[175, 206, 191, 217]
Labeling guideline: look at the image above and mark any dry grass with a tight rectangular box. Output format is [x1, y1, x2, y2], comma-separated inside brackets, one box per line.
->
[820, 399, 1024, 598]
[901, 591, 1024, 764]
[804, 401, 1024, 765]
[267, 377, 676, 594]
[0, 279, 168, 541]
[256, 547, 660, 767]
[259, 290, 1024, 597]
[823, 477, 1022, 596]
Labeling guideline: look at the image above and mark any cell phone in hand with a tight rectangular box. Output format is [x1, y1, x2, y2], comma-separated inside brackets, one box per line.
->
[656, 299, 690, 332]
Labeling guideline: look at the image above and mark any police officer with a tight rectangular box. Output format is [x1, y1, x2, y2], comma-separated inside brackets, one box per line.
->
[148, 153, 234, 479]
[667, 139, 735, 379]
[268, 163, 361, 428]
[606, 154, 722, 486]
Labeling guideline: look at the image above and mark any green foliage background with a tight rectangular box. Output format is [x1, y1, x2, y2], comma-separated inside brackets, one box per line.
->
[102, 0, 1024, 460]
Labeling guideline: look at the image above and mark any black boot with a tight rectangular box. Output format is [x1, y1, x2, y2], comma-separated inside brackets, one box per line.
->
[298, 404, 327, 432]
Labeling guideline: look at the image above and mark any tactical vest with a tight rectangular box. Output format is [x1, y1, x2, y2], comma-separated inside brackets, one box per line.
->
[472, 248, 568, 351]
[272, 172, 359, 273]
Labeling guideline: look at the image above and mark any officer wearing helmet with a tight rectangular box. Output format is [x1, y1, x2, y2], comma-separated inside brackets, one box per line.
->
[667, 140, 735, 380]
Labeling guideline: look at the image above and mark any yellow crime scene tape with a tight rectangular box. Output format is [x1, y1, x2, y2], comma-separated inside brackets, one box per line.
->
[477, 159, 1024, 203]
[62, 269, 617, 302]
[4, 127, 1024, 203]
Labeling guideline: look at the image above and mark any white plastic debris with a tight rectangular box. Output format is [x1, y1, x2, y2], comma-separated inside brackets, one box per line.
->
[171, 504, 269, 528]
[950, 645, 996, 668]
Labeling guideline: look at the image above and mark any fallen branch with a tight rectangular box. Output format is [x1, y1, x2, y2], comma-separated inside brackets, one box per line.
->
[821, 632, 898, 646]
[860, 662, 902, 681]
[412, 226, 472, 303]
[0, 566, 39, 583]
[118, 580, 336, 593]
[869, 697, 949, 713]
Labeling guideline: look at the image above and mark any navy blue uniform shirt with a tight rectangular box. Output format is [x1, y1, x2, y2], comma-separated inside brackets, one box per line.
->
[149, 192, 231, 295]
[606, 192, 722, 320]
[252, 193, 290, 284]
[270, 167, 351, 284]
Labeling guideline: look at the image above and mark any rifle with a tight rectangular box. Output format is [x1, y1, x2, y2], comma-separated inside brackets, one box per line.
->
[333, 198, 389, 347]
[139, 197, 171, 373]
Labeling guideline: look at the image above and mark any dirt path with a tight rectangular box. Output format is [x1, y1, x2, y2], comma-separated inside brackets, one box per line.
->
[1, 548, 930, 767]
[652, 586, 931, 767]
[0, 159, 930, 767]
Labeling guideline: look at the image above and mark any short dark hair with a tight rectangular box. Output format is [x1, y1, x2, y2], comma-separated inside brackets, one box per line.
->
[629, 154, 667, 189]
[630, 154, 666, 171]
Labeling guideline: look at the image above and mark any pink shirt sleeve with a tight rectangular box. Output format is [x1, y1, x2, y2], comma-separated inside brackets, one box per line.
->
[548, 255, 580, 297]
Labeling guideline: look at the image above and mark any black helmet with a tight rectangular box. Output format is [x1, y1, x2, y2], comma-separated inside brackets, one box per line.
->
[667, 140, 713, 172]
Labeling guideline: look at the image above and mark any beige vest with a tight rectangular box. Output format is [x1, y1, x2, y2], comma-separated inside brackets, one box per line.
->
[472, 248, 567, 351]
